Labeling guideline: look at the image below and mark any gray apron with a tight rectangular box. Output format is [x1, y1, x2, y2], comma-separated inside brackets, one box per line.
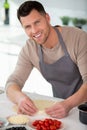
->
[38, 27, 83, 99]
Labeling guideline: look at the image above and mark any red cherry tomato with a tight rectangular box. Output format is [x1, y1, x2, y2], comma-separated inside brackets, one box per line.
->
[32, 118, 62, 130]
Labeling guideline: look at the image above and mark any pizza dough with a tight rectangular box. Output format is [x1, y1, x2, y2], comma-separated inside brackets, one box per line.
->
[7, 114, 29, 125]
[13, 99, 56, 115]
[33, 99, 56, 110]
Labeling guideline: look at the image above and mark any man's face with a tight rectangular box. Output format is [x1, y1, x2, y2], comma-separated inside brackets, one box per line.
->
[20, 9, 51, 46]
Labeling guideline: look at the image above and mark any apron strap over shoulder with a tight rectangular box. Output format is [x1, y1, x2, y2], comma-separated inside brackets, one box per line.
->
[54, 27, 69, 56]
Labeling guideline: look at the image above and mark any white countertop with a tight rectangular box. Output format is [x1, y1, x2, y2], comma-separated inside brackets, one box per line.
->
[0, 92, 87, 130]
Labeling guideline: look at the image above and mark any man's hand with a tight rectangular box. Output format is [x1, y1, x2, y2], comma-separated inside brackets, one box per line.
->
[45, 100, 71, 118]
[17, 96, 38, 116]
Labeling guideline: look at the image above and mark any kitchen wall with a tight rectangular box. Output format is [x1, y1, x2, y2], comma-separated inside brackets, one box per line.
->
[0, 0, 87, 27]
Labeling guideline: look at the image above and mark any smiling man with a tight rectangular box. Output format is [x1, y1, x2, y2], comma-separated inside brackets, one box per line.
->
[5, 1, 87, 118]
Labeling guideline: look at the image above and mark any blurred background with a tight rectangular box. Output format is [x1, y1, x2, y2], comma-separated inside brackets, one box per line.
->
[0, 0, 87, 96]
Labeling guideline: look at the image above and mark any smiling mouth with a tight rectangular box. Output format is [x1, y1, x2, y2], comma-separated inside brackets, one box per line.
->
[33, 32, 42, 39]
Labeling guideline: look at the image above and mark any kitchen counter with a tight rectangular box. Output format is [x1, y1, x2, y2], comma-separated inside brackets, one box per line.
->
[0, 92, 87, 130]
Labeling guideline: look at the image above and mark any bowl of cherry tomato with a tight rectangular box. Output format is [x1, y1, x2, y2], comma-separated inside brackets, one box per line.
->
[28, 118, 64, 130]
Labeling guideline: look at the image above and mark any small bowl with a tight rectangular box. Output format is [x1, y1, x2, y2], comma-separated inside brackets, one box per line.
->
[0, 117, 9, 128]
[7, 114, 29, 125]
[28, 118, 64, 130]
[78, 103, 87, 125]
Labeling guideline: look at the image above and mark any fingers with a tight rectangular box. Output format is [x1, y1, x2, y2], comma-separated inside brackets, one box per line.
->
[45, 102, 69, 118]
[45, 109, 66, 118]
[19, 103, 38, 115]
[17, 97, 38, 116]
[47, 109, 68, 118]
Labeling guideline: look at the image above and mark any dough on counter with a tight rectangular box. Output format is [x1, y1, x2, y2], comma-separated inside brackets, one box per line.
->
[33, 99, 56, 110]
[13, 99, 57, 115]
[33, 99, 57, 115]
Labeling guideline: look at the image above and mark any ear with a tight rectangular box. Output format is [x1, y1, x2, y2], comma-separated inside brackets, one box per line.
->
[45, 13, 50, 22]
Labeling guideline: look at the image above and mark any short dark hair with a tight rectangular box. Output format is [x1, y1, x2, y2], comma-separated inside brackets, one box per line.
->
[17, 0, 46, 22]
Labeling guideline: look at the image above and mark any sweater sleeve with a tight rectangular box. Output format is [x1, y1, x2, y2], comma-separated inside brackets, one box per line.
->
[77, 30, 87, 83]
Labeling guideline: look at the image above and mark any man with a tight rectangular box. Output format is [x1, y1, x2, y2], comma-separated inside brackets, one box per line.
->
[5, 0, 87, 118]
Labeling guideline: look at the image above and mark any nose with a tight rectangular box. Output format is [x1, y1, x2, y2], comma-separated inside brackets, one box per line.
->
[31, 25, 38, 33]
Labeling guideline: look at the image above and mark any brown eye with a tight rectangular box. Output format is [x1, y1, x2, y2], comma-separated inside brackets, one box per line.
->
[24, 26, 31, 31]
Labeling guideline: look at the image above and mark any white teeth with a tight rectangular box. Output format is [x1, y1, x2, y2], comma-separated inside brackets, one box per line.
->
[34, 33, 41, 38]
